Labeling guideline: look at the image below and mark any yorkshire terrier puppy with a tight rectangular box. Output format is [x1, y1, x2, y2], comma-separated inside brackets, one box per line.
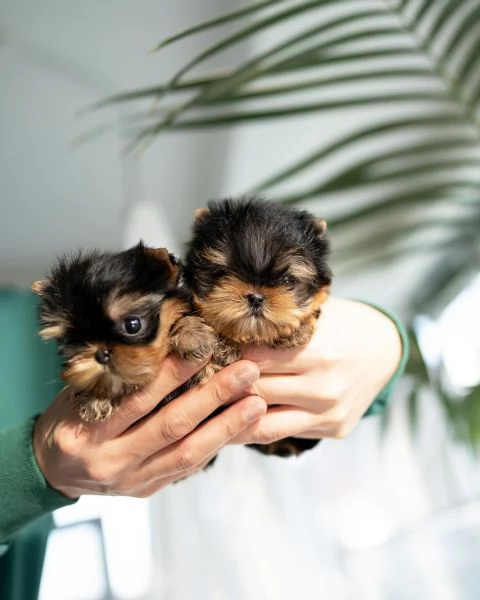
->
[32, 242, 216, 422]
[184, 197, 332, 458]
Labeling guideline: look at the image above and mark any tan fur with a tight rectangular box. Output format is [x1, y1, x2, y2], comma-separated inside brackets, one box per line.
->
[272, 286, 330, 347]
[311, 286, 330, 311]
[106, 291, 164, 321]
[39, 323, 67, 340]
[195, 275, 308, 345]
[31, 279, 48, 296]
[62, 345, 106, 393]
[144, 247, 178, 282]
[202, 247, 229, 268]
[170, 315, 217, 362]
[183, 335, 241, 389]
[315, 218, 327, 235]
[287, 259, 317, 281]
[77, 396, 115, 422]
[195, 207, 210, 221]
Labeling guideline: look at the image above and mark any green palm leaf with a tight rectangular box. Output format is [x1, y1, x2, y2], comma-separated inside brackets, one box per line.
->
[149, 0, 284, 53]
[92, 0, 480, 446]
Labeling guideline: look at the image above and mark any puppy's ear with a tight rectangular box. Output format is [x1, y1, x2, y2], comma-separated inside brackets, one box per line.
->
[314, 218, 327, 238]
[32, 279, 49, 296]
[195, 208, 210, 222]
[146, 246, 172, 263]
[145, 247, 179, 281]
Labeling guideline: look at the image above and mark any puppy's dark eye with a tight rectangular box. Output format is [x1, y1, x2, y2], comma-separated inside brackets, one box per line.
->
[122, 316, 143, 335]
[282, 274, 296, 287]
[213, 268, 228, 278]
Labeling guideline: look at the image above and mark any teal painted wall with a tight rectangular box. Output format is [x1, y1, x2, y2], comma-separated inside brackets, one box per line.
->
[0, 291, 61, 430]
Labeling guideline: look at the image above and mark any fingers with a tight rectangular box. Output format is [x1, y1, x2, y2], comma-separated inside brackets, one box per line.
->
[97, 354, 211, 438]
[231, 404, 356, 445]
[231, 406, 319, 445]
[125, 395, 267, 493]
[242, 344, 308, 374]
[251, 374, 337, 412]
[120, 360, 261, 457]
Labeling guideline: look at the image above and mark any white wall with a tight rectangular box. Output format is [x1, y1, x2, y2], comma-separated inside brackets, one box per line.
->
[0, 0, 242, 286]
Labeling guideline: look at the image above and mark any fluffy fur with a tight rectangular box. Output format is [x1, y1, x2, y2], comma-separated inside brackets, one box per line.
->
[33, 242, 216, 422]
[184, 197, 332, 458]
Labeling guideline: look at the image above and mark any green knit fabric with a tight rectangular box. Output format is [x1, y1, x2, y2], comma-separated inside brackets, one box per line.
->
[0, 515, 53, 600]
[362, 302, 410, 417]
[0, 417, 76, 547]
[0, 290, 76, 600]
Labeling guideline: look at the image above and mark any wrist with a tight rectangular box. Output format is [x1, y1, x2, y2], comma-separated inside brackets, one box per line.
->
[33, 413, 79, 500]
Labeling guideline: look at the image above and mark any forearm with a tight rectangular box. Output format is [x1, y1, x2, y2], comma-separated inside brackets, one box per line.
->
[0, 417, 76, 548]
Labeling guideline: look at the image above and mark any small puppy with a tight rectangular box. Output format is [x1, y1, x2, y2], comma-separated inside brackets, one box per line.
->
[184, 197, 332, 457]
[32, 242, 216, 422]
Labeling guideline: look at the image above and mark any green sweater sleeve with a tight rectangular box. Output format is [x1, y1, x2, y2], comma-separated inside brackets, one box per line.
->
[0, 417, 76, 550]
[362, 303, 410, 417]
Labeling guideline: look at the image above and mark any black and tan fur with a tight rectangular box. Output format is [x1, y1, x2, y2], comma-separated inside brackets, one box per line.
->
[184, 197, 332, 458]
[32, 242, 216, 422]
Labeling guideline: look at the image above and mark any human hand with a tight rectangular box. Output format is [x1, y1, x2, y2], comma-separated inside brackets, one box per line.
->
[233, 298, 402, 445]
[34, 358, 265, 498]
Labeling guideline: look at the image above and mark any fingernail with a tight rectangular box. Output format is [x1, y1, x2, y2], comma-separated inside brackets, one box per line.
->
[242, 399, 266, 423]
[233, 364, 259, 388]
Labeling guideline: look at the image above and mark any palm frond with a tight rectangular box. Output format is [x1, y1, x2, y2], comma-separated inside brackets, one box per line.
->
[88, 0, 480, 447]
[149, 0, 284, 53]
[147, 0, 338, 116]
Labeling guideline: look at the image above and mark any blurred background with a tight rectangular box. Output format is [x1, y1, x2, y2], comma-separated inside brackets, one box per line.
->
[1, 0, 480, 598]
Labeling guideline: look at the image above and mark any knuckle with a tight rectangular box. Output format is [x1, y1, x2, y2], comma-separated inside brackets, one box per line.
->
[167, 357, 198, 386]
[333, 423, 353, 439]
[254, 427, 281, 446]
[134, 488, 152, 499]
[113, 481, 131, 496]
[209, 381, 229, 408]
[320, 381, 345, 403]
[223, 419, 240, 440]
[86, 464, 113, 485]
[331, 404, 350, 425]
[327, 407, 352, 438]
[176, 445, 201, 472]
[53, 428, 79, 459]
[319, 348, 342, 368]
[159, 412, 192, 444]
[245, 352, 268, 372]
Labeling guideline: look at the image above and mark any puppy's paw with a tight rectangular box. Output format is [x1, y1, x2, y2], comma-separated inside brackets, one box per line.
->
[171, 316, 217, 363]
[78, 397, 114, 422]
[273, 318, 316, 348]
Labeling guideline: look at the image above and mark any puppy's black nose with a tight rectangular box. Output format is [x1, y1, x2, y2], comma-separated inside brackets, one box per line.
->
[95, 349, 111, 365]
[247, 293, 265, 308]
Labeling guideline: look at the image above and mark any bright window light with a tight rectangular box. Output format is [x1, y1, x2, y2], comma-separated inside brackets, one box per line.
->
[42, 496, 153, 600]
[39, 522, 106, 600]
